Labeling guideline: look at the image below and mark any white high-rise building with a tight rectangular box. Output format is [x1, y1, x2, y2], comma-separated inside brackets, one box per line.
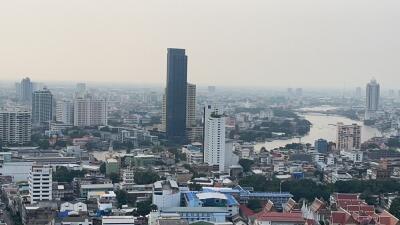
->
[365, 78, 380, 119]
[29, 165, 52, 203]
[203, 104, 225, 172]
[56, 100, 74, 124]
[76, 83, 87, 98]
[74, 95, 107, 127]
[336, 122, 361, 151]
[0, 110, 31, 145]
[32, 87, 54, 124]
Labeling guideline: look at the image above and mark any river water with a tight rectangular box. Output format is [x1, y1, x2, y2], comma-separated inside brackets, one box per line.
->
[254, 111, 381, 151]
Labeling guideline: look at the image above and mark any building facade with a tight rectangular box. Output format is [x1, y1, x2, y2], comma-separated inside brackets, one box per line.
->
[203, 104, 226, 172]
[336, 123, 361, 151]
[74, 95, 107, 127]
[165, 48, 188, 143]
[29, 165, 53, 203]
[56, 100, 74, 124]
[0, 111, 32, 145]
[365, 78, 380, 119]
[32, 88, 54, 124]
[186, 83, 196, 128]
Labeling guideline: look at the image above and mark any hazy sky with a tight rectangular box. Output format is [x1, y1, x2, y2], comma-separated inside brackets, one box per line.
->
[1, 0, 400, 88]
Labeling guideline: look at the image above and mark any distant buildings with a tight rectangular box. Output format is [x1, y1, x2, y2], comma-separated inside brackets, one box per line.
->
[315, 139, 328, 154]
[336, 123, 361, 151]
[203, 104, 226, 172]
[32, 87, 54, 124]
[165, 48, 188, 143]
[0, 110, 32, 145]
[73, 95, 107, 127]
[76, 83, 87, 98]
[365, 78, 380, 120]
[19, 77, 33, 103]
[207, 86, 216, 93]
[56, 100, 74, 124]
[29, 165, 53, 203]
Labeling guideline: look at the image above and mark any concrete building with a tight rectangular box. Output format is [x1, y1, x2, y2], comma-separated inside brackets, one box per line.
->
[224, 140, 240, 172]
[152, 180, 181, 209]
[336, 123, 361, 151]
[80, 183, 114, 198]
[365, 78, 380, 120]
[32, 87, 54, 124]
[76, 83, 87, 98]
[29, 165, 53, 203]
[165, 48, 188, 143]
[0, 161, 34, 182]
[203, 104, 225, 172]
[186, 83, 196, 128]
[19, 77, 33, 103]
[74, 95, 107, 127]
[56, 100, 74, 124]
[0, 110, 32, 145]
[102, 216, 135, 225]
[156, 207, 228, 223]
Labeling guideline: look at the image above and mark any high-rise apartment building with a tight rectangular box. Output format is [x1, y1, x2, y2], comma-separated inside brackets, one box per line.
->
[0, 110, 31, 145]
[365, 78, 380, 119]
[186, 83, 196, 128]
[161, 92, 166, 132]
[56, 100, 74, 124]
[165, 48, 187, 143]
[32, 88, 54, 124]
[336, 123, 361, 151]
[74, 95, 107, 127]
[29, 165, 52, 203]
[203, 104, 225, 172]
[20, 77, 33, 103]
[76, 83, 87, 98]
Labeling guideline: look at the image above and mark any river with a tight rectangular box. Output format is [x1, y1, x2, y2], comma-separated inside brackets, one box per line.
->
[254, 111, 381, 151]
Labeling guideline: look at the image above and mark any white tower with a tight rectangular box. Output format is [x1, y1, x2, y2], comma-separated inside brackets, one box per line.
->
[203, 104, 225, 172]
[29, 165, 52, 203]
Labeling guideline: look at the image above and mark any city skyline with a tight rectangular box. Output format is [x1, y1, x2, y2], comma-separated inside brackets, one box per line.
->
[1, 1, 400, 88]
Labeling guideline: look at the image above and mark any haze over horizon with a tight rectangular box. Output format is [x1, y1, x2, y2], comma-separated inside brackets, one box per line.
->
[1, 0, 400, 88]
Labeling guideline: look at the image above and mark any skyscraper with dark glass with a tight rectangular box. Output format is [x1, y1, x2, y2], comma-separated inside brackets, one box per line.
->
[165, 48, 187, 143]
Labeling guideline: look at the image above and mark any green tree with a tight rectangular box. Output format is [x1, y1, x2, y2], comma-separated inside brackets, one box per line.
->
[38, 139, 50, 149]
[247, 199, 262, 212]
[53, 166, 86, 182]
[389, 197, 400, 219]
[99, 162, 106, 174]
[136, 200, 157, 216]
[134, 171, 160, 185]
[115, 189, 128, 208]
[239, 159, 254, 173]
[109, 173, 120, 184]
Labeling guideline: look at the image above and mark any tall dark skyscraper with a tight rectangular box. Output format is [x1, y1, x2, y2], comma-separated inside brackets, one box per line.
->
[165, 48, 188, 142]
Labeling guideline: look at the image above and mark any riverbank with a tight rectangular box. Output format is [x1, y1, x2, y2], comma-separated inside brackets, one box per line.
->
[254, 112, 381, 151]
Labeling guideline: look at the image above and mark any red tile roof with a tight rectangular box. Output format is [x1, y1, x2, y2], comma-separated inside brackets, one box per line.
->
[254, 212, 305, 223]
[239, 204, 256, 217]
[335, 193, 359, 200]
